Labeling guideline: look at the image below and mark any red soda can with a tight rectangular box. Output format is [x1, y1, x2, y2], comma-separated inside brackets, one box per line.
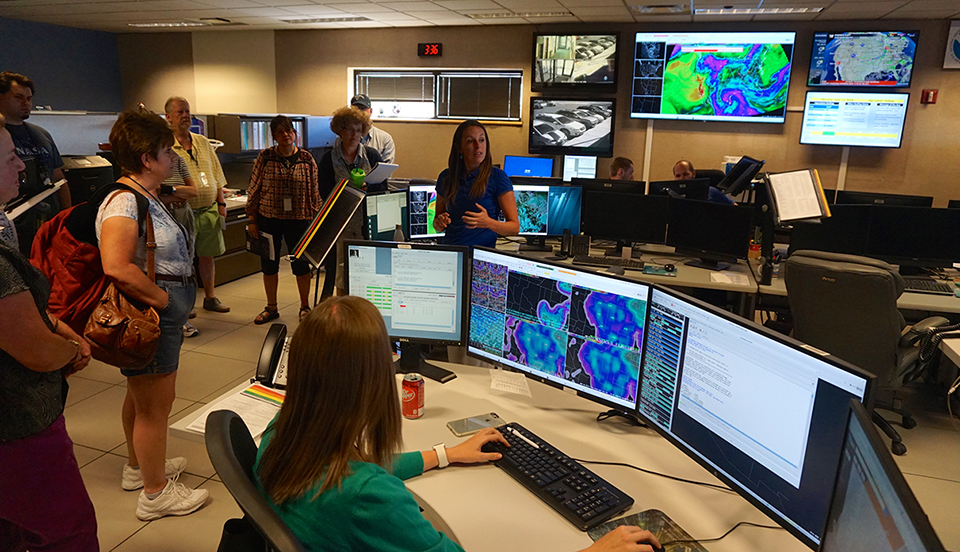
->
[402, 373, 424, 419]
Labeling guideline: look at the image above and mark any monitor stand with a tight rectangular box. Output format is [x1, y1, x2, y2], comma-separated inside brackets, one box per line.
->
[685, 258, 730, 271]
[518, 236, 552, 252]
[597, 409, 646, 427]
[604, 241, 643, 259]
[396, 342, 457, 383]
[898, 265, 922, 276]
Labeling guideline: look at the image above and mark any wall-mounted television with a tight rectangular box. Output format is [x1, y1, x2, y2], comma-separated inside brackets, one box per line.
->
[630, 32, 796, 123]
[529, 98, 615, 157]
[800, 92, 909, 148]
[533, 33, 619, 91]
[808, 31, 918, 88]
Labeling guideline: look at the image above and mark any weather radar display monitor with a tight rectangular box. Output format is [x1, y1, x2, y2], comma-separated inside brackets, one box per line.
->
[820, 400, 945, 552]
[809, 31, 918, 87]
[631, 32, 796, 123]
[407, 184, 443, 240]
[533, 33, 619, 91]
[512, 184, 583, 251]
[345, 241, 469, 383]
[800, 92, 909, 148]
[638, 286, 874, 549]
[468, 247, 650, 415]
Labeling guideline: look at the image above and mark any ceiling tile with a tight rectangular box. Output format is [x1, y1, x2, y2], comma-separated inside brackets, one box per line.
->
[194, 0, 263, 7]
[433, 0, 503, 10]
[523, 15, 579, 22]
[326, 3, 397, 12]
[576, 13, 634, 21]
[379, 1, 450, 10]
[633, 14, 692, 22]
[568, 6, 630, 16]
[281, 5, 350, 14]
[884, 8, 960, 18]
[230, 6, 301, 15]
[386, 19, 435, 25]
[494, 0, 566, 9]
[364, 10, 421, 19]
[559, 0, 623, 6]
[819, 1, 903, 12]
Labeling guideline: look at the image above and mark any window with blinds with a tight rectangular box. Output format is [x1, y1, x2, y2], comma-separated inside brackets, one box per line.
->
[353, 69, 522, 122]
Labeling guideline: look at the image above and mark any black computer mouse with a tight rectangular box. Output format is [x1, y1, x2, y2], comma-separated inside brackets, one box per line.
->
[606, 266, 626, 276]
[663, 264, 675, 273]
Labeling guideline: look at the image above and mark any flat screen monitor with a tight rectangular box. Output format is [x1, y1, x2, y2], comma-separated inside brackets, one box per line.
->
[808, 31, 918, 88]
[865, 206, 960, 268]
[630, 32, 796, 123]
[344, 240, 469, 381]
[820, 400, 945, 552]
[530, 98, 615, 157]
[513, 184, 582, 237]
[563, 155, 597, 182]
[800, 92, 909, 148]
[572, 178, 646, 194]
[835, 190, 932, 207]
[665, 199, 753, 270]
[637, 286, 874, 549]
[948, 200, 960, 209]
[504, 155, 554, 178]
[364, 191, 409, 241]
[788, 205, 872, 257]
[407, 184, 443, 240]
[648, 178, 710, 201]
[717, 155, 764, 195]
[533, 33, 619, 91]
[581, 189, 669, 245]
[468, 247, 649, 411]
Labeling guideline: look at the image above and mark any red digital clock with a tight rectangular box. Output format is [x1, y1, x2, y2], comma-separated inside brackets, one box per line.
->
[418, 43, 442, 57]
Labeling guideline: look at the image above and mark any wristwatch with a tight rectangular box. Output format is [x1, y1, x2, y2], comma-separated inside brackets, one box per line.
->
[433, 443, 449, 468]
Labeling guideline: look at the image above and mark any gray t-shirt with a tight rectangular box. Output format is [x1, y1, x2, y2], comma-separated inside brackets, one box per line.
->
[96, 190, 192, 277]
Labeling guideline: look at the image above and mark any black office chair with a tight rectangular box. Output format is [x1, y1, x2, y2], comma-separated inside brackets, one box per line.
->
[205, 410, 306, 552]
[784, 250, 949, 455]
[695, 169, 726, 188]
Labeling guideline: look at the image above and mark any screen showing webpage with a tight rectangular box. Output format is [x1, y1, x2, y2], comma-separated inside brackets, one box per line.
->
[800, 92, 909, 148]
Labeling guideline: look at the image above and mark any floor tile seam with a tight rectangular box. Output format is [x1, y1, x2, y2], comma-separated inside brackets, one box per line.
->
[108, 522, 152, 552]
[64, 381, 127, 406]
[901, 471, 960, 484]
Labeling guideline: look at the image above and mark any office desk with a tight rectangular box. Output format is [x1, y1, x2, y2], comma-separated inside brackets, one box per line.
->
[173, 364, 806, 552]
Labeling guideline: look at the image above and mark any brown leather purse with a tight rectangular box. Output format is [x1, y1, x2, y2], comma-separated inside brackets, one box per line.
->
[84, 209, 162, 370]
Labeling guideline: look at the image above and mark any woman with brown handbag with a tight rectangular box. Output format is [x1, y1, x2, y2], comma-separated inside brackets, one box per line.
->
[96, 110, 208, 520]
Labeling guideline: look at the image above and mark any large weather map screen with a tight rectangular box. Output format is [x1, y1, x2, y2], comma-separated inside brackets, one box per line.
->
[631, 32, 796, 123]
[808, 31, 918, 88]
[468, 248, 649, 409]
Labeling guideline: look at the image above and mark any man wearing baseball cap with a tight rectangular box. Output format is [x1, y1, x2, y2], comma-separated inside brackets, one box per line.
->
[347, 93, 396, 163]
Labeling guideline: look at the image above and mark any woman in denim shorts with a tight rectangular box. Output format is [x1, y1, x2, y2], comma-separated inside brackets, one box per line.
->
[96, 110, 209, 520]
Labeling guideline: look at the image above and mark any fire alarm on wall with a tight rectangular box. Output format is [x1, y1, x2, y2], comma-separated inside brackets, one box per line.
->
[920, 89, 938, 104]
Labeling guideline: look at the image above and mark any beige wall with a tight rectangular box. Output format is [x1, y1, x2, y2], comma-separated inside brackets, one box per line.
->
[120, 19, 960, 202]
[118, 32, 195, 113]
[192, 30, 277, 114]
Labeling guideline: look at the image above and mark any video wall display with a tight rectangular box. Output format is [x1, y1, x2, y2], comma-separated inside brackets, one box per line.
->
[808, 31, 918, 87]
[799, 92, 909, 148]
[630, 32, 796, 123]
[529, 98, 615, 157]
[533, 34, 619, 90]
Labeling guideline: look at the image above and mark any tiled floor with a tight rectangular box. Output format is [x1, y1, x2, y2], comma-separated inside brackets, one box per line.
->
[63, 270, 960, 551]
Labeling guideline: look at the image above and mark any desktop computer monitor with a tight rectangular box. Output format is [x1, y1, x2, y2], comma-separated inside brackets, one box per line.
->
[788, 205, 872, 257]
[717, 156, 764, 196]
[512, 184, 583, 251]
[581, 189, 669, 248]
[467, 247, 650, 412]
[647, 178, 710, 201]
[504, 155, 554, 178]
[865, 206, 960, 268]
[572, 178, 645, 194]
[835, 190, 933, 208]
[562, 155, 597, 182]
[819, 400, 945, 552]
[344, 240, 469, 382]
[665, 199, 753, 270]
[407, 184, 443, 240]
[948, 199, 960, 210]
[364, 190, 409, 241]
[637, 286, 874, 549]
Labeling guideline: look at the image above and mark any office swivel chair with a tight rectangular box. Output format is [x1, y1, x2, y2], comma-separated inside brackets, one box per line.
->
[695, 169, 726, 188]
[783, 250, 949, 455]
[205, 410, 306, 552]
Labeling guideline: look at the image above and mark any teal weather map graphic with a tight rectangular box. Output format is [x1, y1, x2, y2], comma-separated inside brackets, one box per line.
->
[810, 32, 916, 86]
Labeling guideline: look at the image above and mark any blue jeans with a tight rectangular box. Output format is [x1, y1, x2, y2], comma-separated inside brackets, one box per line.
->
[121, 280, 195, 377]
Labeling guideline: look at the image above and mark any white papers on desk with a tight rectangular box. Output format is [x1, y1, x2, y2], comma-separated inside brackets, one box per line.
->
[490, 368, 532, 397]
[7, 179, 65, 220]
[710, 272, 750, 286]
[365, 163, 398, 184]
[185, 384, 283, 438]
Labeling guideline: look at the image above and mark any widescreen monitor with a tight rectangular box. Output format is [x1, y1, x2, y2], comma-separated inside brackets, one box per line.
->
[530, 98, 615, 157]
[468, 247, 649, 411]
[866, 206, 960, 268]
[407, 184, 443, 240]
[562, 155, 597, 182]
[800, 92, 909, 148]
[647, 178, 710, 201]
[835, 190, 932, 207]
[364, 191, 409, 241]
[637, 286, 874, 549]
[533, 33, 619, 91]
[581, 189, 669, 246]
[808, 31, 918, 88]
[512, 184, 582, 237]
[504, 155, 554, 178]
[820, 400, 945, 552]
[665, 199, 753, 270]
[788, 205, 873, 257]
[631, 32, 796, 123]
[344, 241, 469, 381]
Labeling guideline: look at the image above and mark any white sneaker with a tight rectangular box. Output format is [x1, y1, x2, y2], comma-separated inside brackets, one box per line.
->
[182, 322, 200, 338]
[136, 475, 210, 521]
[122, 457, 188, 491]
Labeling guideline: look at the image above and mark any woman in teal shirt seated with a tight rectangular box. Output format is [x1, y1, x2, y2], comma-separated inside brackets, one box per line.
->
[254, 295, 661, 552]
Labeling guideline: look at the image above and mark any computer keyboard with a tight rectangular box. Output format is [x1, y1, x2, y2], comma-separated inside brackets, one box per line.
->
[481, 422, 634, 531]
[571, 255, 644, 270]
[903, 278, 955, 296]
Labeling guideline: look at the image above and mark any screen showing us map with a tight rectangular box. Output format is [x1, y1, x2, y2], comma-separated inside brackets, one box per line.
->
[808, 31, 918, 88]
[468, 248, 650, 409]
[631, 32, 796, 124]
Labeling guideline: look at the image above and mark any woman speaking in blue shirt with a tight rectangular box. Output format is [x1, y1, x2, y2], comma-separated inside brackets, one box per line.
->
[434, 120, 519, 247]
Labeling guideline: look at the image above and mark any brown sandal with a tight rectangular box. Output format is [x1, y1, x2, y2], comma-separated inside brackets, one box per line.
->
[254, 306, 279, 325]
[299, 305, 311, 322]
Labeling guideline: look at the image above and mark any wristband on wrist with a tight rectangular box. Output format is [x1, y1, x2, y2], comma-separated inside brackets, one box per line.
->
[217, 201, 227, 206]
[67, 339, 82, 363]
[433, 443, 449, 468]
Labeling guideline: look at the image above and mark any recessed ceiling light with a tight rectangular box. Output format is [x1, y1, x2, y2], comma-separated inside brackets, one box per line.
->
[465, 11, 572, 19]
[695, 7, 823, 15]
[282, 16, 371, 24]
[632, 4, 689, 15]
[127, 21, 209, 27]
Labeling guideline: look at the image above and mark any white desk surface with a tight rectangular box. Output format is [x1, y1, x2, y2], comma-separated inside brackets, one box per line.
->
[174, 364, 807, 552]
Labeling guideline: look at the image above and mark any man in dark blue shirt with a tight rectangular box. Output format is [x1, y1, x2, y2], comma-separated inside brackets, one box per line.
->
[673, 159, 734, 204]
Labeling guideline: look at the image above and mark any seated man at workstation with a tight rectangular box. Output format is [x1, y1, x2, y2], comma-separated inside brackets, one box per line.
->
[673, 160, 734, 204]
[609, 157, 634, 181]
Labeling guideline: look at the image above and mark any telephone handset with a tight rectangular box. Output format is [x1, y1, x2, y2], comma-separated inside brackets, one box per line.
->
[256, 323, 291, 389]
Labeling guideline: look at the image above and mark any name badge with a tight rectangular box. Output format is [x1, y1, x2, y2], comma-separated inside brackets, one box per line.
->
[199, 171, 210, 188]
[283, 197, 293, 212]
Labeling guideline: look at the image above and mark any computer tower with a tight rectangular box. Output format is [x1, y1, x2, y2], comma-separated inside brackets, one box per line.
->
[62, 155, 115, 203]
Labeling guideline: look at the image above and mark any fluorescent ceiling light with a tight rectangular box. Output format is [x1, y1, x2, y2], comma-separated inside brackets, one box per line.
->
[695, 7, 823, 15]
[282, 16, 371, 23]
[127, 21, 209, 27]
[632, 4, 689, 15]
[466, 11, 572, 19]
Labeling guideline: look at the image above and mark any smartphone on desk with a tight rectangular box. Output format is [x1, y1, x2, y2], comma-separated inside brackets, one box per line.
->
[446, 413, 505, 437]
